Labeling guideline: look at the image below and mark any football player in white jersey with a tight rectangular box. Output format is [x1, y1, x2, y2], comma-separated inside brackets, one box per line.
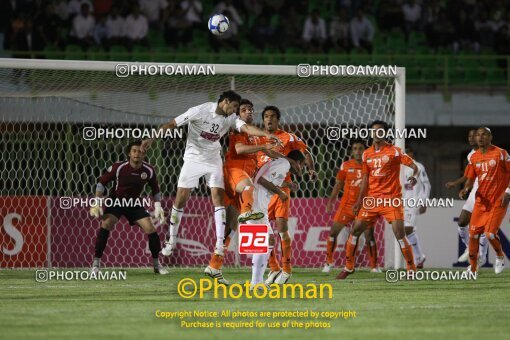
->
[141, 91, 281, 274]
[248, 150, 306, 289]
[445, 129, 488, 266]
[403, 147, 431, 268]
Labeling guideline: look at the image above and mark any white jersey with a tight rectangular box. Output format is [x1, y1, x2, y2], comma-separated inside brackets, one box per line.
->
[404, 160, 431, 202]
[253, 158, 291, 214]
[174, 102, 246, 162]
[466, 149, 479, 193]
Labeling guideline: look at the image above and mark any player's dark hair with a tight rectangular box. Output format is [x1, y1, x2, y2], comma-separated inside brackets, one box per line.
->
[369, 120, 389, 131]
[218, 90, 241, 104]
[126, 140, 142, 155]
[351, 139, 366, 148]
[261, 105, 281, 121]
[287, 149, 306, 162]
[405, 146, 414, 154]
[237, 99, 254, 115]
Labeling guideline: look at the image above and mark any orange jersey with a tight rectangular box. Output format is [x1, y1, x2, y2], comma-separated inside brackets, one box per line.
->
[257, 129, 307, 182]
[466, 145, 510, 206]
[225, 131, 260, 177]
[362, 143, 414, 198]
[336, 159, 363, 209]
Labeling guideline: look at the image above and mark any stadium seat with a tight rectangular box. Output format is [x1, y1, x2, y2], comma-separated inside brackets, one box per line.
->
[131, 45, 150, 62]
[43, 45, 63, 59]
[87, 46, 105, 61]
[109, 45, 129, 61]
[65, 44, 85, 60]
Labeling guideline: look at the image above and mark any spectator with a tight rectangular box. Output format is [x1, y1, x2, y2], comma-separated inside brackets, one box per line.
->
[181, 0, 203, 29]
[68, 0, 94, 18]
[475, 11, 495, 47]
[280, 5, 302, 50]
[350, 9, 374, 53]
[139, 0, 167, 28]
[10, 18, 37, 57]
[302, 9, 327, 52]
[34, 3, 61, 49]
[453, 10, 478, 53]
[163, 1, 192, 47]
[209, 10, 239, 52]
[402, 0, 422, 40]
[94, 15, 109, 48]
[425, 10, 455, 51]
[377, 0, 403, 32]
[70, 3, 95, 49]
[53, 0, 70, 24]
[242, 0, 264, 18]
[93, 0, 114, 16]
[125, 6, 149, 48]
[212, 0, 244, 26]
[329, 7, 350, 52]
[106, 7, 125, 46]
[249, 15, 277, 50]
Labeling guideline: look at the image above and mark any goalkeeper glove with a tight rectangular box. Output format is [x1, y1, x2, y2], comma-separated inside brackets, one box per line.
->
[154, 201, 165, 224]
[90, 198, 103, 218]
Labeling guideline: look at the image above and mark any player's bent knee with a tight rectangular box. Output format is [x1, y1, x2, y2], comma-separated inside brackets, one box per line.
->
[484, 232, 495, 240]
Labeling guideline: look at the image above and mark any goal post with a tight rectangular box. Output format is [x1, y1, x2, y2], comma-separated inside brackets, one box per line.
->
[0, 58, 404, 269]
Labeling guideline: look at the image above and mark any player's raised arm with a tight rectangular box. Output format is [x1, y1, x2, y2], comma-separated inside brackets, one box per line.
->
[141, 103, 206, 152]
[257, 177, 288, 202]
[239, 123, 282, 145]
[235, 140, 277, 155]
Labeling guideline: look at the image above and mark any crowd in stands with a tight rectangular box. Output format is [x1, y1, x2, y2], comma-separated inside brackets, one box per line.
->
[1, 0, 510, 56]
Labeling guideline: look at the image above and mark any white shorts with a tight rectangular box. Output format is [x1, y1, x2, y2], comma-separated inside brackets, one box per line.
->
[462, 188, 476, 213]
[404, 208, 418, 228]
[177, 158, 224, 189]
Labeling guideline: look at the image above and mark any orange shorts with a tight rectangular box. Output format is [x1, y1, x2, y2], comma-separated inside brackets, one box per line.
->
[224, 191, 241, 211]
[357, 205, 404, 224]
[268, 186, 291, 221]
[333, 205, 356, 224]
[224, 166, 254, 197]
[469, 201, 508, 235]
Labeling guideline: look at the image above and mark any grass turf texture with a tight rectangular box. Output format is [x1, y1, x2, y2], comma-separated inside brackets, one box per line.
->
[1, 268, 508, 340]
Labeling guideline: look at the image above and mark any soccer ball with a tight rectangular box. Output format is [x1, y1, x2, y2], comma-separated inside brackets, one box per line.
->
[208, 14, 229, 36]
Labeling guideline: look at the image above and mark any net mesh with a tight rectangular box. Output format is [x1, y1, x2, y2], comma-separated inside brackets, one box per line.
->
[0, 63, 395, 269]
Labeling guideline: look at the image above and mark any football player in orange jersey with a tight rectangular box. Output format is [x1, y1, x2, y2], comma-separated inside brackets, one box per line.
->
[460, 127, 510, 274]
[258, 106, 317, 285]
[323, 140, 380, 273]
[205, 99, 280, 284]
[337, 120, 420, 279]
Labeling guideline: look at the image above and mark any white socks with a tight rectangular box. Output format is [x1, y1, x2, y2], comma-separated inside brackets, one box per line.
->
[458, 226, 469, 247]
[251, 253, 270, 285]
[479, 234, 488, 263]
[214, 207, 226, 249]
[337, 227, 350, 248]
[169, 206, 184, 241]
[407, 232, 424, 263]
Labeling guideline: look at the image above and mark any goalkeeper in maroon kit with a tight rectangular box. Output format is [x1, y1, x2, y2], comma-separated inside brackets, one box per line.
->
[90, 140, 167, 274]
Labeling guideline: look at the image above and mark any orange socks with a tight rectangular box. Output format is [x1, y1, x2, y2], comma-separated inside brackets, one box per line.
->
[368, 241, 378, 269]
[281, 237, 292, 273]
[239, 186, 254, 214]
[486, 232, 504, 257]
[399, 237, 416, 271]
[268, 248, 281, 272]
[208, 234, 232, 270]
[326, 236, 337, 264]
[344, 235, 358, 271]
[468, 233, 480, 272]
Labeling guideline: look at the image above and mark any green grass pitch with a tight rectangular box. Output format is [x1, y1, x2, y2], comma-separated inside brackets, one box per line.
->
[1, 268, 509, 339]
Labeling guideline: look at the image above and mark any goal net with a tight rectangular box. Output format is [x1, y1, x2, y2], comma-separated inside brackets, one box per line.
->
[0, 59, 404, 269]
